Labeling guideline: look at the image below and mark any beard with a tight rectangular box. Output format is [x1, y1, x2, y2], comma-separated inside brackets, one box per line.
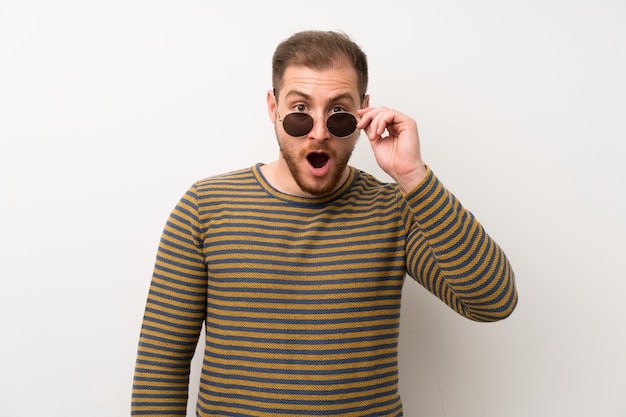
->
[278, 138, 355, 197]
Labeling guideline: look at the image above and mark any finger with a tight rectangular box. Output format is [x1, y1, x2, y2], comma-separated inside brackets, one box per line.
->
[358, 107, 386, 134]
[356, 107, 378, 129]
[357, 108, 382, 140]
[369, 108, 394, 139]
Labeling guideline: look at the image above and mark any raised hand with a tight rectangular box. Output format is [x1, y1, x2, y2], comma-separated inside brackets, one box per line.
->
[357, 106, 428, 192]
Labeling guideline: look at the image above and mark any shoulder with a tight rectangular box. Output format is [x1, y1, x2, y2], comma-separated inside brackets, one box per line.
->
[195, 166, 255, 189]
[352, 168, 402, 197]
[181, 166, 258, 205]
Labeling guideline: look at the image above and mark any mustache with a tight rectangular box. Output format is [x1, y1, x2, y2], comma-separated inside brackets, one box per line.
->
[300, 144, 336, 158]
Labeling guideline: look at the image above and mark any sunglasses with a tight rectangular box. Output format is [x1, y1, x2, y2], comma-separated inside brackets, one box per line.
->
[277, 111, 359, 138]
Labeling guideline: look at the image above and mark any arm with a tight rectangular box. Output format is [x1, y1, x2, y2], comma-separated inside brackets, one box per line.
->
[402, 167, 517, 321]
[358, 106, 517, 321]
[132, 184, 207, 416]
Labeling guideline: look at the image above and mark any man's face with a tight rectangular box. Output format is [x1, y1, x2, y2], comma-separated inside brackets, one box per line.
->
[268, 64, 366, 197]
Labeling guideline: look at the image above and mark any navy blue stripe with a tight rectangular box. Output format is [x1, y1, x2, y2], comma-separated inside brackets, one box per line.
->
[207, 265, 402, 277]
[140, 324, 198, 340]
[211, 275, 403, 286]
[142, 315, 202, 333]
[143, 306, 204, 326]
[201, 376, 399, 397]
[205, 226, 405, 244]
[205, 329, 399, 347]
[208, 321, 399, 336]
[207, 302, 400, 319]
[150, 276, 206, 295]
[196, 388, 400, 415]
[134, 359, 190, 370]
[133, 367, 189, 377]
[205, 309, 400, 324]
[146, 292, 205, 311]
[206, 245, 403, 259]
[202, 354, 397, 374]
[206, 283, 401, 296]
[201, 368, 398, 388]
[203, 339, 397, 356]
[206, 256, 403, 269]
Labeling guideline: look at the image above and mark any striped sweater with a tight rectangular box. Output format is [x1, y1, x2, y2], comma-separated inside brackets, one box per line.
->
[132, 163, 517, 416]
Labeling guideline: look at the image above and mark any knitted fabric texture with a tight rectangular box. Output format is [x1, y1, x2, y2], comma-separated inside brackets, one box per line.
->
[132, 164, 517, 416]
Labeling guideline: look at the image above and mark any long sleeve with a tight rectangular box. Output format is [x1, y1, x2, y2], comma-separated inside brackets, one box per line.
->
[403, 168, 518, 322]
[132, 184, 207, 416]
[131, 165, 517, 416]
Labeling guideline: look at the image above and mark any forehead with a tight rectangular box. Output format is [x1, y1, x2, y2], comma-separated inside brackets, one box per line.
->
[279, 64, 360, 105]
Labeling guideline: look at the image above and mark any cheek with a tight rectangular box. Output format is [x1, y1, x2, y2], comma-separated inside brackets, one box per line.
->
[277, 133, 298, 156]
[339, 136, 359, 153]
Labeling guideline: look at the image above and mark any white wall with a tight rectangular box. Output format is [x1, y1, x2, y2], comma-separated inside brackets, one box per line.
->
[1, 1, 624, 416]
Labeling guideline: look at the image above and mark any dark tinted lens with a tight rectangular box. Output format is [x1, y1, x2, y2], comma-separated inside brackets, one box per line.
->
[327, 112, 357, 137]
[282, 113, 314, 137]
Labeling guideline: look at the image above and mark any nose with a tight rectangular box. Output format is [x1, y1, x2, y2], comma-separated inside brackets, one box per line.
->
[308, 116, 330, 143]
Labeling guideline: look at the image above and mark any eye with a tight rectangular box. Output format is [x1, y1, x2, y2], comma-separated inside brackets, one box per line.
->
[331, 106, 346, 113]
[294, 104, 307, 112]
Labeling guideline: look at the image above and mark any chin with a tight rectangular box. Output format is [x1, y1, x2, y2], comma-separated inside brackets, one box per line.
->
[280, 142, 352, 197]
[296, 167, 346, 197]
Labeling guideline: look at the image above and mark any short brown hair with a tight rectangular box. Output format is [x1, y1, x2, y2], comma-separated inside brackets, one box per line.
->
[272, 30, 368, 101]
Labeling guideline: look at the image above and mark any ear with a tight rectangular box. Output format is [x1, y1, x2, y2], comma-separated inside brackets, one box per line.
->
[267, 89, 277, 124]
[362, 93, 370, 109]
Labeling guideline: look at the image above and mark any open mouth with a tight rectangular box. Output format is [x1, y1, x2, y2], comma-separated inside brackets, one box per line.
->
[307, 152, 330, 169]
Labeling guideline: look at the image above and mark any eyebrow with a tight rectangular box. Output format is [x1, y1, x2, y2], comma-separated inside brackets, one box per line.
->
[284, 90, 357, 106]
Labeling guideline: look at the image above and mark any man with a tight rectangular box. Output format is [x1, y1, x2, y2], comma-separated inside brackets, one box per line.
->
[132, 30, 517, 416]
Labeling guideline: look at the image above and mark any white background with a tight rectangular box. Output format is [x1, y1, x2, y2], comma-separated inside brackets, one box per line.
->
[1, 1, 625, 416]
